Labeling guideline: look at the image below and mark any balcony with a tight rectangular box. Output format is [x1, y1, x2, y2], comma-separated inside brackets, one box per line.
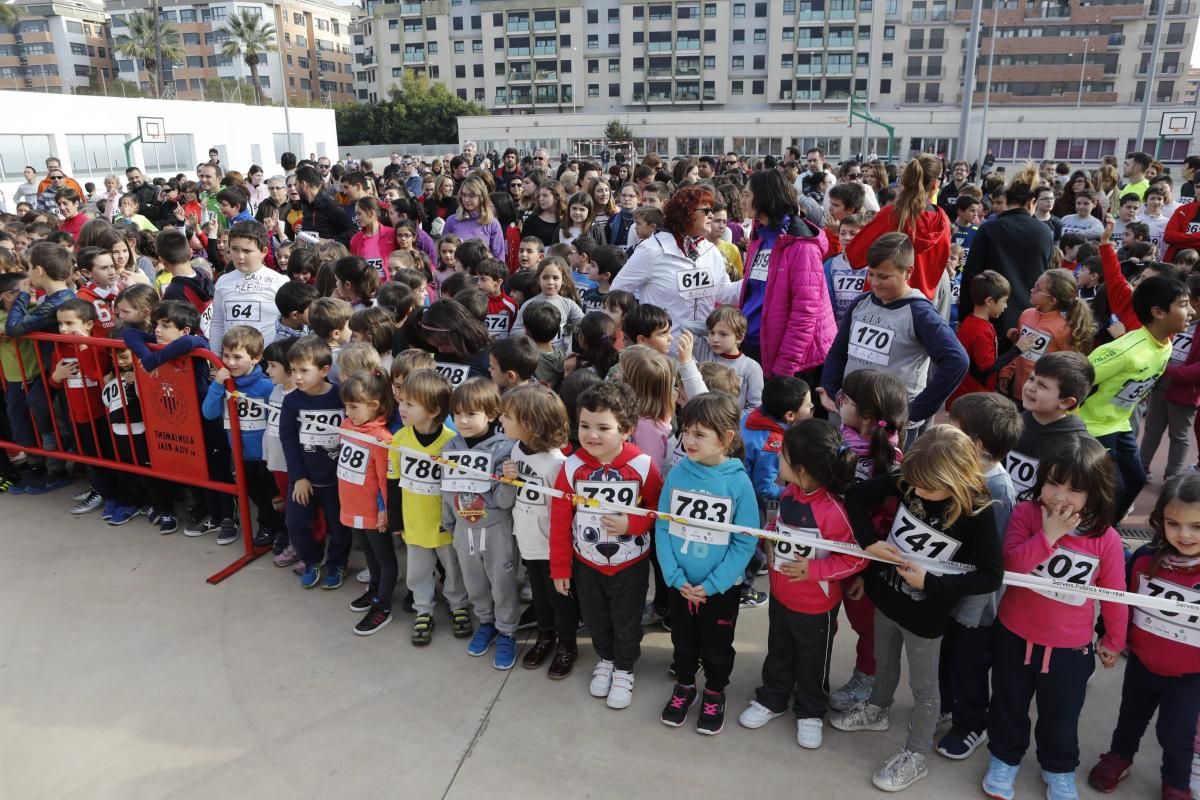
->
[648, 41, 673, 52]
[399, 3, 421, 14]
[676, 90, 699, 101]
[508, 70, 531, 81]
[402, 51, 424, 63]
[830, 8, 855, 19]
[533, 45, 556, 55]
[647, 66, 672, 77]
[1137, 63, 1183, 76]
[797, 37, 824, 49]
[533, 69, 557, 81]
[508, 91, 532, 104]
[826, 62, 852, 73]
[647, 90, 672, 102]
[676, 66, 699, 76]
[798, 10, 824, 20]
[827, 35, 854, 48]
[676, 39, 700, 50]
[506, 21, 528, 32]
[532, 19, 556, 31]
[534, 89, 558, 103]
[508, 46, 530, 56]
[795, 62, 823, 74]
[1149, 0, 1194, 14]
[1106, 34, 1125, 48]
[1025, 4, 1070, 18]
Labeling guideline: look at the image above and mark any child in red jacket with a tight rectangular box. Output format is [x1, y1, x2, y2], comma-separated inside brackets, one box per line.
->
[950, 269, 1033, 406]
[1142, 272, 1200, 480]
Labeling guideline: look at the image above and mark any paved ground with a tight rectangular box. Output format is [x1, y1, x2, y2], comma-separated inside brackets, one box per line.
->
[0, 484, 1170, 800]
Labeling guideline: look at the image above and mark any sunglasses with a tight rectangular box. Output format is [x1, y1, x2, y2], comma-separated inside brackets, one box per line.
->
[723, 161, 737, 166]
[50, 175, 65, 180]
[697, 207, 714, 215]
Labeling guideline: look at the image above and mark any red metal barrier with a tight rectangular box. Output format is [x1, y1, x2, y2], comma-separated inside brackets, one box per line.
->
[0, 331, 263, 583]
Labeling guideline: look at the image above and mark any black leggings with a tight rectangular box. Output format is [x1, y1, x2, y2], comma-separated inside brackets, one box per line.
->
[358, 528, 399, 610]
[525, 558, 578, 646]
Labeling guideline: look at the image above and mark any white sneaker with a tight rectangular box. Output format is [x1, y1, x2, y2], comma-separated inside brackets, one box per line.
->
[1190, 751, 1199, 800]
[830, 702, 890, 732]
[873, 750, 928, 792]
[796, 717, 824, 749]
[738, 700, 784, 729]
[589, 659, 614, 697]
[69, 488, 103, 515]
[606, 670, 634, 709]
[355, 568, 370, 584]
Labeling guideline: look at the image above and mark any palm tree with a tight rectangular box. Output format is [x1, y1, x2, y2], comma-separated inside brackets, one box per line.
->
[114, 11, 184, 97]
[0, 4, 20, 32]
[221, 10, 277, 106]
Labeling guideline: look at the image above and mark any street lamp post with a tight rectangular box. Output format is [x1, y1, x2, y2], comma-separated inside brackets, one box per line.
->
[1076, 39, 1089, 109]
[975, 0, 998, 171]
[571, 46, 577, 113]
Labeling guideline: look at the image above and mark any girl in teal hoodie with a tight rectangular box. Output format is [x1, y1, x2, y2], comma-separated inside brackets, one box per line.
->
[656, 393, 759, 736]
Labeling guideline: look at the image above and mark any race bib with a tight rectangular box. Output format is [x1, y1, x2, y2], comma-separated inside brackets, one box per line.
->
[441, 449, 493, 494]
[748, 249, 770, 282]
[1171, 324, 1196, 363]
[102, 377, 125, 414]
[668, 489, 733, 545]
[1132, 573, 1200, 647]
[574, 480, 638, 534]
[225, 396, 268, 431]
[435, 362, 470, 388]
[1005, 450, 1039, 495]
[772, 522, 824, 565]
[950, 273, 962, 303]
[833, 272, 866, 297]
[1112, 376, 1156, 409]
[676, 267, 715, 299]
[199, 303, 214, 338]
[298, 409, 343, 447]
[336, 438, 371, 485]
[92, 300, 113, 325]
[224, 300, 261, 323]
[398, 453, 442, 495]
[1029, 544, 1099, 606]
[266, 402, 282, 437]
[484, 313, 510, 338]
[887, 506, 961, 564]
[1019, 325, 1051, 362]
[365, 258, 384, 277]
[848, 320, 894, 367]
[854, 457, 874, 482]
[61, 357, 97, 389]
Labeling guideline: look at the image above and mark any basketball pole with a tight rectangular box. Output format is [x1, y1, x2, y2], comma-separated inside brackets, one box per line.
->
[123, 134, 143, 169]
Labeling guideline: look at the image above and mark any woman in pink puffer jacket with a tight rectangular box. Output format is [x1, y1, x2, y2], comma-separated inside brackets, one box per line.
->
[737, 170, 837, 378]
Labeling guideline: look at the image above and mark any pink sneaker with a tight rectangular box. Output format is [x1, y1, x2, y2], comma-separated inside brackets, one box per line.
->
[273, 544, 299, 568]
[291, 559, 307, 576]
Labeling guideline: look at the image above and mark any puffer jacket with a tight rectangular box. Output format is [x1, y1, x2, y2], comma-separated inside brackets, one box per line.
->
[738, 215, 835, 377]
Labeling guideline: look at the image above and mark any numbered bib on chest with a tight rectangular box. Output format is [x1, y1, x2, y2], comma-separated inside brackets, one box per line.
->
[748, 250, 770, 282]
[337, 437, 371, 485]
[848, 320, 894, 367]
[435, 362, 471, 388]
[1171, 325, 1196, 363]
[574, 480, 638, 533]
[103, 377, 129, 415]
[298, 409, 343, 447]
[485, 313, 510, 338]
[398, 453, 442, 495]
[365, 258, 384, 278]
[773, 523, 823, 566]
[676, 266, 715, 299]
[1132, 573, 1200, 647]
[833, 272, 866, 306]
[199, 304, 214, 337]
[854, 457, 874, 482]
[441, 449, 493, 494]
[1019, 325, 1051, 362]
[266, 402, 282, 437]
[1112, 376, 1156, 409]
[667, 489, 733, 546]
[1005, 450, 1039, 495]
[226, 396, 268, 431]
[224, 299, 261, 323]
[92, 300, 113, 325]
[1029, 543, 1099, 606]
[887, 506, 961, 564]
[950, 273, 962, 303]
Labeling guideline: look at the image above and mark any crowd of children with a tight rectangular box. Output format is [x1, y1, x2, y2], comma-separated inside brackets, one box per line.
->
[1, 148, 1198, 800]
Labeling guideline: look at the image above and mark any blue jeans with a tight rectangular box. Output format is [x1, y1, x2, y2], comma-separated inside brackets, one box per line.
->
[1095, 430, 1145, 521]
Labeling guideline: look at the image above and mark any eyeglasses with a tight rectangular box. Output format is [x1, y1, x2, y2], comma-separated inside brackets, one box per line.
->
[723, 161, 737, 167]
[50, 175, 65, 180]
[847, 172, 862, 179]
[318, 164, 331, 170]
[697, 207, 714, 215]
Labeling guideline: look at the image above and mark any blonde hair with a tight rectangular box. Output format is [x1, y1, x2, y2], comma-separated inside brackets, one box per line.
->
[390, 347, 436, 381]
[618, 344, 674, 422]
[454, 176, 496, 225]
[400, 369, 451, 424]
[900, 425, 992, 527]
[449, 377, 502, 418]
[1040, 268, 1096, 351]
[501, 383, 569, 452]
[317, 240, 350, 265]
[337, 341, 382, 378]
[220, 325, 265, 358]
[697, 361, 741, 398]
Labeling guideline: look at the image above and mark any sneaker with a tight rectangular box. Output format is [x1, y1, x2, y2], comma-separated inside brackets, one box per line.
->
[252, 527, 273, 548]
[522, 631, 557, 669]
[184, 517, 218, 537]
[466, 622, 498, 656]
[796, 717, 824, 749]
[292, 560, 307, 576]
[70, 488, 103, 514]
[216, 519, 239, 545]
[830, 702, 890, 732]
[738, 700, 784, 729]
[1162, 784, 1191, 800]
[493, 634, 516, 670]
[100, 498, 117, 520]
[158, 514, 178, 535]
[547, 643, 578, 679]
[142, 507, 157, 525]
[300, 564, 322, 589]
[72, 487, 95, 502]
[696, 689, 726, 735]
[660, 683, 698, 727]
[640, 603, 666, 627]
[354, 606, 392, 636]
[589, 659, 615, 697]
[271, 532, 288, 556]
[739, 588, 767, 608]
[356, 568, 370, 584]
[322, 566, 344, 590]
[349, 590, 374, 613]
[451, 607, 472, 638]
[411, 612, 434, 646]
[936, 727, 987, 760]
[38, 472, 72, 493]
[872, 750, 928, 792]
[1041, 769, 1080, 800]
[829, 670, 875, 712]
[1088, 752, 1132, 793]
[982, 756, 1020, 800]
[0, 476, 12, 493]
[937, 710, 953, 727]
[606, 670, 634, 710]
[273, 544, 299, 567]
[108, 505, 142, 526]
[402, 591, 416, 614]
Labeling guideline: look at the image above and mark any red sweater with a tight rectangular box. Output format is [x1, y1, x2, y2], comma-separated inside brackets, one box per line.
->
[549, 442, 662, 579]
[336, 417, 392, 530]
[1163, 320, 1200, 407]
[768, 484, 866, 613]
[485, 292, 518, 339]
[949, 313, 997, 407]
[1162, 201, 1200, 263]
[844, 204, 951, 300]
[1127, 551, 1200, 677]
[1099, 242, 1140, 332]
[51, 342, 105, 423]
[76, 284, 119, 335]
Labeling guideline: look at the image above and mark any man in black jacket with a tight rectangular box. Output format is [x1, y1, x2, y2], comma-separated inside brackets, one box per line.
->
[936, 161, 971, 220]
[295, 164, 354, 245]
[125, 167, 161, 226]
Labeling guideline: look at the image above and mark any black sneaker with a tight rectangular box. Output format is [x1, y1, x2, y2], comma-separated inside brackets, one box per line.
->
[696, 689, 727, 735]
[935, 726, 987, 760]
[660, 683, 698, 727]
[215, 518, 239, 545]
[354, 606, 393, 636]
[401, 590, 416, 613]
[451, 607, 472, 638]
[412, 612, 434, 646]
[349, 590, 374, 613]
[740, 588, 767, 608]
[252, 527, 274, 548]
[271, 529, 288, 555]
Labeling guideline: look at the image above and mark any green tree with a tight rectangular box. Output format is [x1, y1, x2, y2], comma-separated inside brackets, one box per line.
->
[335, 73, 486, 145]
[605, 118, 633, 142]
[220, 10, 277, 106]
[113, 11, 184, 97]
[0, 4, 19, 31]
[204, 77, 258, 105]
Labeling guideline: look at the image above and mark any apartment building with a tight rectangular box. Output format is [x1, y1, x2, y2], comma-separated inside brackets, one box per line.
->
[106, 0, 355, 105]
[0, 0, 114, 95]
[354, 0, 1198, 122]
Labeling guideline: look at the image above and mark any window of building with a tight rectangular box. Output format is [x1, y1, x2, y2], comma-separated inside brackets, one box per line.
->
[608, 7, 619, 21]
[884, 25, 895, 40]
[704, 29, 715, 41]
[753, 29, 766, 43]
[609, 58, 620, 72]
[986, 138, 1047, 160]
[494, 37, 503, 50]
[455, 41, 465, 53]
[186, 55, 203, 68]
[607, 82, 618, 97]
[704, 55, 715, 69]
[473, 63, 482, 77]
[733, 29, 745, 42]
[588, 83, 599, 96]
[453, 17, 463, 30]
[633, 57, 644, 70]
[734, 3, 746, 16]
[608, 33, 619, 47]
[179, 9, 196, 22]
[732, 55, 744, 69]
[633, 6, 644, 18]
[752, 80, 764, 94]
[183, 32, 200, 45]
[587, 9, 598, 23]
[732, 80, 743, 94]
[588, 59, 599, 73]
[1053, 138, 1117, 161]
[587, 34, 598, 48]
[705, 2, 717, 15]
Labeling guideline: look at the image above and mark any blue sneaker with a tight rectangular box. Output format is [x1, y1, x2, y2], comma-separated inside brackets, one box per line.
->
[982, 756, 1019, 800]
[108, 505, 142, 526]
[39, 472, 73, 493]
[466, 622, 498, 657]
[300, 564, 322, 589]
[100, 499, 118, 520]
[493, 634, 516, 670]
[1041, 770, 1079, 800]
[322, 566, 344, 590]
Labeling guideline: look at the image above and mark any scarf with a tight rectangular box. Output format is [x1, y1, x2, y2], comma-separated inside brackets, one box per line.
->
[1162, 552, 1200, 571]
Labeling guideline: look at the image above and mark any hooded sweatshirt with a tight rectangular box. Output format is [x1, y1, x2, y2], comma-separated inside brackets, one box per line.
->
[1006, 410, 1093, 497]
[440, 426, 518, 552]
[510, 441, 568, 561]
[741, 408, 786, 512]
[76, 283, 119, 335]
[767, 483, 867, 614]
[202, 364, 273, 459]
[336, 416, 392, 530]
[654, 456, 759, 598]
[843, 203, 951, 301]
[1127, 549, 1200, 677]
[549, 441, 663, 579]
[164, 270, 216, 337]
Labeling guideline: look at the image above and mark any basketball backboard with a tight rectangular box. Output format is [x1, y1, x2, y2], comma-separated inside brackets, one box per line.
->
[1159, 110, 1196, 138]
[138, 116, 167, 144]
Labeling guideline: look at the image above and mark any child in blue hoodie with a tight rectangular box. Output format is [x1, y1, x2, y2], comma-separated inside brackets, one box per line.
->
[657, 393, 759, 736]
[202, 325, 280, 548]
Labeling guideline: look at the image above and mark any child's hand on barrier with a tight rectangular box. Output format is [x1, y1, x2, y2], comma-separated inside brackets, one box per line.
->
[51, 359, 78, 383]
[865, 540, 905, 564]
[554, 577, 571, 596]
[292, 478, 313, 506]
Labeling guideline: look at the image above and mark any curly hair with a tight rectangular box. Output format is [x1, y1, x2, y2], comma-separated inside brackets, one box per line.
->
[662, 184, 716, 245]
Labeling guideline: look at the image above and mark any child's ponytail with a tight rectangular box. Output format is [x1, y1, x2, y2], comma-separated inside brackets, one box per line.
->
[1043, 267, 1096, 351]
[842, 368, 908, 477]
[782, 419, 858, 496]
